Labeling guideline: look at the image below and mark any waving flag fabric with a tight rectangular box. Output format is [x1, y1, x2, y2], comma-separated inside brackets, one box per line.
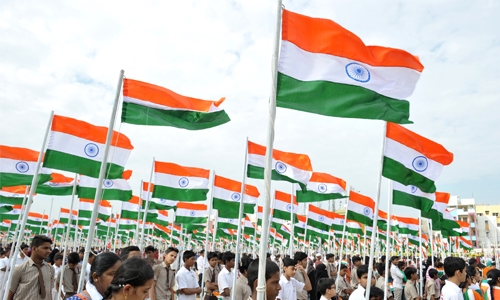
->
[0, 186, 28, 205]
[273, 190, 299, 222]
[377, 209, 399, 231]
[122, 78, 230, 130]
[212, 175, 260, 218]
[175, 202, 207, 224]
[44, 115, 134, 179]
[276, 9, 424, 124]
[383, 122, 453, 193]
[37, 172, 74, 196]
[331, 212, 346, 232]
[0, 145, 52, 188]
[247, 141, 313, 190]
[345, 220, 364, 235]
[218, 217, 239, 230]
[392, 181, 435, 212]
[296, 172, 346, 202]
[346, 191, 375, 225]
[396, 216, 419, 236]
[152, 161, 210, 201]
[60, 208, 78, 225]
[307, 204, 335, 231]
[79, 170, 133, 201]
[243, 215, 255, 235]
[294, 214, 307, 235]
[0, 205, 22, 220]
[142, 182, 178, 210]
[422, 192, 450, 226]
[121, 196, 142, 220]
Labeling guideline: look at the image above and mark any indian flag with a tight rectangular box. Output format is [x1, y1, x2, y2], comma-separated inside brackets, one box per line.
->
[0, 205, 22, 220]
[60, 208, 78, 224]
[152, 161, 209, 201]
[278, 224, 292, 239]
[175, 202, 207, 224]
[256, 205, 273, 227]
[247, 140, 313, 190]
[121, 78, 230, 130]
[142, 182, 178, 210]
[37, 172, 75, 196]
[454, 221, 470, 237]
[295, 214, 306, 235]
[212, 175, 260, 218]
[0, 220, 12, 232]
[98, 200, 112, 221]
[43, 115, 134, 179]
[218, 217, 239, 230]
[441, 209, 460, 230]
[0, 145, 52, 188]
[154, 224, 171, 239]
[0, 186, 28, 205]
[27, 212, 48, 226]
[346, 191, 375, 225]
[377, 209, 399, 231]
[151, 210, 169, 227]
[392, 181, 435, 212]
[243, 215, 255, 235]
[79, 199, 112, 221]
[79, 170, 133, 201]
[421, 191, 449, 225]
[408, 235, 424, 247]
[345, 220, 364, 235]
[383, 122, 453, 193]
[121, 196, 142, 220]
[396, 216, 419, 236]
[276, 9, 424, 124]
[273, 190, 298, 222]
[458, 236, 472, 250]
[118, 218, 137, 230]
[306, 225, 329, 240]
[296, 172, 346, 202]
[307, 204, 335, 231]
[331, 212, 345, 231]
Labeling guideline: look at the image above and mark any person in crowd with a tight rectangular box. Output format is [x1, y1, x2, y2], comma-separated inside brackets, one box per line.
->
[218, 251, 235, 300]
[247, 259, 281, 300]
[441, 257, 466, 300]
[15, 244, 30, 266]
[56, 252, 82, 299]
[294, 252, 312, 300]
[67, 252, 122, 300]
[468, 259, 477, 269]
[277, 258, 306, 300]
[375, 263, 392, 300]
[315, 254, 323, 268]
[203, 251, 220, 299]
[391, 256, 404, 300]
[335, 264, 353, 300]
[350, 256, 362, 289]
[317, 278, 337, 300]
[101, 257, 153, 300]
[425, 268, 440, 300]
[234, 255, 252, 300]
[144, 246, 156, 267]
[350, 265, 371, 300]
[483, 260, 495, 278]
[197, 250, 206, 287]
[315, 264, 330, 300]
[326, 254, 337, 280]
[367, 287, 385, 300]
[487, 269, 500, 300]
[404, 267, 422, 300]
[47, 248, 60, 265]
[151, 247, 178, 300]
[466, 266, 482, 297]
[176, 250, 201, 300]
[85, 250, 96, 282]
[120, 246, 141, 261]
[0, 247, 11, 296]
[8, 235, 54, 300]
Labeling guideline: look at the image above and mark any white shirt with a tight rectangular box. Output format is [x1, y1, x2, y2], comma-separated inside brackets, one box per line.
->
[53, 264, 62, 279]
[15, 253, 29, 266]
[218, 267, 234, 300]
[391, 264, 404, 289]
[176, 266, 199, 300]
[86, 262, 91, 281]
[197, 256, 206, 271]
[440, 280, 464, 300]
[277, 274, 305, 300]
[349, 285, 366, 300]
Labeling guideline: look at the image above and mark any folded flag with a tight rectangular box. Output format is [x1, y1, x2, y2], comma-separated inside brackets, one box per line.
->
[296, 172, 346, 203]
[0, 145, 52, 188]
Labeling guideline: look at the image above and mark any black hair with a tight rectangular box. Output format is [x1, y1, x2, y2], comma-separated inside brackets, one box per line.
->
[444, 257, 466, 278]
[144, 245, 155, 253]
[20, 243, 29, 250]
[366, 286, 384, 299]
[376, 263, 385, 276]
[89, 251, 95, 258]
[239, 256, 253, 273]
[325, 254, 334, 260]
[31, 235, 52, 248]
[390, 256, 400, 262]
[317, 278, 336, 295]
[207, 252, 218, 261]
[54, 254, 63, 261]
[120, 246, 140, 261]
[357, 265, 369, 278]
[165, 247, 179, 255]
[90, 252, 121, 284]
[488, 269, 500, 300]
[437, 262, 444, 268]
[468, 258, 477, 266]
[222, 251, 235, 263]
[102, 257, 154, 300]
[47, 248, 59, 264]
[380, 255, 386, 262]
[247, 259, 280, 293]
[68, 252, 80, 265]
[200, 249, 205, 254]
[283, 258, 297, 267]
[429, 268, 439, 279]
[183, 250, 196, 262]
[397, 261, 405, 269]
[339, 264, 347, 270]
[466, 266, 477, 278]
[404, 267, 418, 279]
[294, 251, 308, 261]
[352, 256, 362, 264]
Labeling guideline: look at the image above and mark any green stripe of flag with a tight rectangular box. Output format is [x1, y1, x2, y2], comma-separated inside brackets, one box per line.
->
[307, 219, 330, 231]
[392, 189, 434, 212]
[79, 186, 132, 202]
[246, 165, 306, 190]
[382, 157, 436, 193]
[213, 198, 255, 218]
[0, 173, 52, 188]
[152, 185, 208, 202]
[36, 184, 74, 196]
[346, 210, 372, 226]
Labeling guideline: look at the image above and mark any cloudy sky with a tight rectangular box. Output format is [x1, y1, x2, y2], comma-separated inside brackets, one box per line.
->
[1, 0, 499, 224]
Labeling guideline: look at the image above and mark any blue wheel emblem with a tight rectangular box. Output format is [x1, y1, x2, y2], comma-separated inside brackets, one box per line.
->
[363, 207, 371, 216]
[340, 220, 344, 225]
[84, 143, 99, 157]
[137, 206, 141, 211]
[159, 198, 167, 204]
[286, 204, 292, 212]
[126, 220, 131, 224]
[412, 156, 428, 172]
[318, 215, 325, 222]
[189, 210, 196, 217]
[231, 193, 241, 201]
[48, 181, 59, 187]
[346, 63, 371, 82]
[229, 219, 234, 223]
[12, 209, 18, 214]
[178, 177, 189, 188]
[318, 184, 327, 194]
[103, 180, 113, 188]
[410, 186, 418, 193]
[15, 161, 29, 173]
[275, 161, 287, 174]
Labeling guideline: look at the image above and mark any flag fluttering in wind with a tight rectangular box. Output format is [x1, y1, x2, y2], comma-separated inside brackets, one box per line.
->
[37, 172, 75, 196]
[307, 204, 335, 231]
[243, 215, 255, 235]
[175, 202, 207, 224]
[0, 205, 22, 220]
[421, 192, 450, 226]
[331, 212, 345, 232]
[346, 191, 375, 226]
[392, 181, 435, 212]
[121, 196, 142, 220]
[218, 217, 239, 230]
[121, 78, 230, 130]
[296, 172, 346, 203]
[273, 190, 298, 222]
[0, 186, 29, 205]
[152, 161, 210, 202]
[276, 9, 424, 124]
[212, 175, 259, 218]
[79, 170, 133, 201]
[383, 122, 453, 193]
[43, 115, 134, 179]
[396, 216, 419, 236]
[0, 145, 52, 188]
[247, 140, 313, 190]
[142, 182, 178, 210]
[60, 208, 78, 225]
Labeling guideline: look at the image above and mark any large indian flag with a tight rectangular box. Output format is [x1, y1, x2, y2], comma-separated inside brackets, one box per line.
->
[331, 212, 345, 232]
[0, 205, 22, 220]
[0, 186, 29, 206]
[307, 204, 335, 231]
[296, 172, 346, 203]
[346, 191, 375, 225]
[247, 140, 313, 190]
[422, 192, 450, 226]
[345, 220, 364, 235]
[43, 115, 134, 179]
[273, 190, 298, 222]
[79, 170, 133, 201]
[37, 172, 75, 196]
[142, 182, 178, 210]
[78, 199, 112, 221]
[212, 175, 259, 218]
[121, 196, 142, 220]
[276, 9, 424, 124]
[122, 78, 230, 130]
[152, 161, 209, 201]
[60, 208, 78, 224]
[0, 145, 52, 188]
[175, 202, 207, 224]
[396, 216, 419, 236]
[383, 122, 453, 193]
[217, 217, 239, 230]
[392, 181, 435, 212]
[295, 214, 306, 235]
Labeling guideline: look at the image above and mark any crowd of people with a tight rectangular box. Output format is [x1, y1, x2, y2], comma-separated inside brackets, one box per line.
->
[0, 234, 499, 300]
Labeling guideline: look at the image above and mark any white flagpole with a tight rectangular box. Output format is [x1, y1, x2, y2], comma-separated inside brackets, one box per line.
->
[113, 201, 123, 253]
[364, 121, 387, 300]
[428, 219, 435, 267]
[3, 111, 54, 300]
[140, 158, 155, 250]
[77, 70, 124, 293]
[383, 181, 393, 300]
[289, 184, 295, 256]
[135, 180, 144, 243]
[46, 198, 54, 236]
[418, 214, 423, 296]
[256, 1, 282, 300]
[337, 185, 350, 275]
[201, 170, 215, 297]
[231, 138, 249, 300]
[303, 204, 310, 252]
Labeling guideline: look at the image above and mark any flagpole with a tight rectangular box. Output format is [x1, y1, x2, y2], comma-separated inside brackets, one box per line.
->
[364, 121, 387, 300]
[3, 111, 54, 300]
[418, 214, 423, 296]
[289, 184, 295, 257]
[77, 70, 124, 293]
[303, 204, 310, 253]
[383, 181, 393, 300]
[140, 158, 155, 251]
[428, 219, 434, 267]
[46, 198, 54, 236]
[337, 185, 350, 275]
[114, 201, 123, 253]
[135, 180, 144, 243]
[201, 170, 215, 298]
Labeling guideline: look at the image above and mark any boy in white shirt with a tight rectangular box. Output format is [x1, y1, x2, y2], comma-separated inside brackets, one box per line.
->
[176, 250, 202, 300]
[317, 278, 336, 300]
[350, 265, 375, 300]
[277, 257, 311, 300]
[218, 251, 235, 300]
[440, 257, 466, 300]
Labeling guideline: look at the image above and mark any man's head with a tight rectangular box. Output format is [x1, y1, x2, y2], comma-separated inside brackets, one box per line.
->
[283, 258, 297, 278]
[293, 252, 308, 268]
[222, 251, 235, 270]
[404, 267, 418, 282]
[30, 235, 52, 260]
[339, 263, 348, 277]
[357, 265, 369, 288]
[207, 252, 218, 268]
[164, 247, 179, 265]
[54, 254, 63, 266]
[317, 278, 336, 298]
[326, 254, 334, 263]
[144, 245, 155, 259]
[79, 248, 85, 260]
[20, 243, 29, 257]
[429, 268, 439, 280]
[444, 257, 466, 283]
[183, 250, 197, 267]
[88, 250, 96, 264]
[247, 259, 281, 300]
[316, 253, 322, 261]
[367, 286, 384, 300]
[199, 249, 205, 257]
[68, 252, 80, 268]
[376, 263, 385, 277]
[390, 256, 400, 265]
[120, 246, 141, 261]
[468, 258, 477, 267]
[352, 256, 362, 267]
